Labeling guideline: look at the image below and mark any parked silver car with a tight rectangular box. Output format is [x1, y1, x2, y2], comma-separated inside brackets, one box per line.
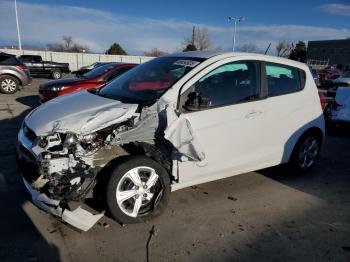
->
[0, 52, 32, 94]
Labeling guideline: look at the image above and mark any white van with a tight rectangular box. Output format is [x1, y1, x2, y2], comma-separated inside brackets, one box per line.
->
[17, 51, 325, 230]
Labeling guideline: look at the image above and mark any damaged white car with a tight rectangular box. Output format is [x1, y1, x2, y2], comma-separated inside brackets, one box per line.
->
[17, 51, 325, 231]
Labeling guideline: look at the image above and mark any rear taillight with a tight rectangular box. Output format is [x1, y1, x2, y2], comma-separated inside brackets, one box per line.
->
[318, 91, 327, 110]
[16, 65, 27, 70]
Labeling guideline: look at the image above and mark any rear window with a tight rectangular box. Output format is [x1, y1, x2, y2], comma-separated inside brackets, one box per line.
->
[265, 63, 304, 96]
[0, 54, 21, 65]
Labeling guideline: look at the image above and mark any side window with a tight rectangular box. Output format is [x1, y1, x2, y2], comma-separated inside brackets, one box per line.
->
[19, 56, 32, 63]
[181, 61, 260, 111]
[265, 63, 303, 96]
[32, 56, 42, 63]
[104, 67, 131, 82]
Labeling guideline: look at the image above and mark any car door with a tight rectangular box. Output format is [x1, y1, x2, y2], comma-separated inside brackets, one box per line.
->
[19, 56, 33, 72]
[176, 59, 269, 186]
[31, 56, 44, 75]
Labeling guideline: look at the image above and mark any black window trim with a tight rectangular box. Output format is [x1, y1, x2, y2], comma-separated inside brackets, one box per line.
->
[262, 61, 306, 98]
[178, 59, 265, 114]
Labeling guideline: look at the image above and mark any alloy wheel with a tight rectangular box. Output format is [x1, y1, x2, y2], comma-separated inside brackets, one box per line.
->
[1, 79, 17, 92]
[298, 137, 319, 169]
[116, 166, 161, 218]
[53, 72, 61, 79]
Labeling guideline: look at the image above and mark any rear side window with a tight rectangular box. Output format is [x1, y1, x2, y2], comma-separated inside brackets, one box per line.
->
[0, 54, 20, 65]
[265, 63, 304, 96]
[32, 56, 42, 62]
[19, 56, 32, 63]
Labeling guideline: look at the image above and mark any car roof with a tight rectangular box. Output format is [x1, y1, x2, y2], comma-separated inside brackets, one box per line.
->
[166, 51, 308, 70]
[0, 52, 15, 57]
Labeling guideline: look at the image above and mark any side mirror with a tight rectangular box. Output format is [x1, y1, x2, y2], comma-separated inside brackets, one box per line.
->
[183, 92, 211, 111]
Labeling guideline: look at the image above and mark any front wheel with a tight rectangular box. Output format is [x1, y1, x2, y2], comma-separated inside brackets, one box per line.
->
[51, 69, 62, 79]
[106, 156, 171, 224]
[289, 133, 321, 173]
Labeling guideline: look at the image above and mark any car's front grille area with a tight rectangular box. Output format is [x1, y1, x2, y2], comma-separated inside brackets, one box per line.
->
[23, 124, 37, 142]
[17, 144, 40, 183]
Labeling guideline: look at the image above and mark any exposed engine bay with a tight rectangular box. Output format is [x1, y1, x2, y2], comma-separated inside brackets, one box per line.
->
[17, 93, 204, 230]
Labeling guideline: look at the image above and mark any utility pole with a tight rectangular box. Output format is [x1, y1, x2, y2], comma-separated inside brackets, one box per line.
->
[192, 26, 195, 46]
[228, 16, 245, 52]
[14, 0, 22, 50]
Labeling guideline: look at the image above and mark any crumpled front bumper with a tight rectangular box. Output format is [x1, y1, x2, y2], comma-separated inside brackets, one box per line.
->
[22, 178, 104, 231]
[17, 124, 104, 231]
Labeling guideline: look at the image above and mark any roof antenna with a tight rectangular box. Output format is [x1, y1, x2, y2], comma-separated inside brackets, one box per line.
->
[264, 43, 271, 55]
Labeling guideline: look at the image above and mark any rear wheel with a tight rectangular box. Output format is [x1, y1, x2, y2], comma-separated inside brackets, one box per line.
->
[51, 69, 62, 79]
[289, 133, 321, 173]
[106, 156, 171, 224]
[0, 75, 19, 94]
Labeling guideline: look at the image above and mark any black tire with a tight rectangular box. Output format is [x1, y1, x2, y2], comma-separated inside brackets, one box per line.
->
[0, 75, 19, 94]
[106, 155, 171, 224]
[289, 131, 322, 174]
[51, 69, 62, 79]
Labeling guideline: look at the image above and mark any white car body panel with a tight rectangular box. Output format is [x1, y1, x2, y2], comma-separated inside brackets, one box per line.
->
[165, 53, 325, 191]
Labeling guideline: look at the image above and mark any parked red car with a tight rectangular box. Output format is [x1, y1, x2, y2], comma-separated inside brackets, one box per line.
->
[318, 69, 342, 81]
[39, 63, 136, 102]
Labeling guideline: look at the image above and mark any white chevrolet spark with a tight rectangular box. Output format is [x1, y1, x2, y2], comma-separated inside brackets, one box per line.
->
[17, 51, 324, 230]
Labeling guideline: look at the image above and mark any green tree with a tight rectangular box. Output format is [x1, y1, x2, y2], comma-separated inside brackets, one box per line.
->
[288, 41, 307, 62]
[183, 43, 197, 52]
[105, 43, 127, 55]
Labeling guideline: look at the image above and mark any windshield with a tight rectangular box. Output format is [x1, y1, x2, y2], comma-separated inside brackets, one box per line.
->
[99, 56, 204, 104]
[82, 63, 117, 79]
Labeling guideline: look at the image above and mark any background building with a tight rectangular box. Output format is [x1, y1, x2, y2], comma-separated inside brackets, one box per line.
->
[307, 39, 350, 71]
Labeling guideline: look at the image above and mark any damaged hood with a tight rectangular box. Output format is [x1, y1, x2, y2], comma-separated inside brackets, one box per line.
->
[26, 91, 138, 136]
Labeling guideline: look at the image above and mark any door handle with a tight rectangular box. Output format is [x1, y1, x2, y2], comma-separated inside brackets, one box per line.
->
[245, 111, 262, 119]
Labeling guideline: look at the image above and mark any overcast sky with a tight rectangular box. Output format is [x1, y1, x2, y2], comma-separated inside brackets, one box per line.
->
[0, 0, 349, 54]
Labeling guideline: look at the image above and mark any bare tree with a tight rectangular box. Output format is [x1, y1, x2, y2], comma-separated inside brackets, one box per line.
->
[46, 43, 64, 52]
[62, 35, 73, 49]
[276, 41, 292, 57]
[47, 36, 89, 53]
[237, 43, 259, 53]
[144, 48, 167, 57]
[183, 26, 213, 51]
[195, 27, 212, 50]
[70, 43, 89, 53]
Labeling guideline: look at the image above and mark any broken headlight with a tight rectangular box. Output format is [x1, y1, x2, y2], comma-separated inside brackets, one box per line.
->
[64, 133, 78, 146]
[79, 133, 97, 143]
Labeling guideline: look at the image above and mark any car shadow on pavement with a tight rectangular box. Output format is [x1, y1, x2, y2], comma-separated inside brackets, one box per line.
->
[16, 95, 40, 108]
[216, 120, 350, 262]
[0, 108, 61, 261]
[259, 122, 350, 202]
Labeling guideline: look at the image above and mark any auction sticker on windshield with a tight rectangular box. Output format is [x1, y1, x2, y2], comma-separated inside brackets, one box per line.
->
[173, 60, 200, 67]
